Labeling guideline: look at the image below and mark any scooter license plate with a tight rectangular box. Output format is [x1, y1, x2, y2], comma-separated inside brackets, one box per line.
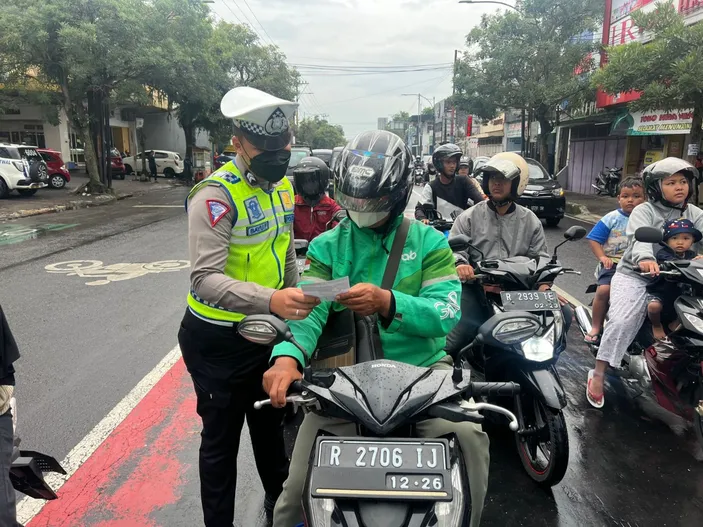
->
[500, 290, 560, 311]
[309, 437, 453, 501]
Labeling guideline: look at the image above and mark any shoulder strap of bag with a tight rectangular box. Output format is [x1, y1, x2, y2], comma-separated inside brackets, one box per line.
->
[382, 216, 411, 290]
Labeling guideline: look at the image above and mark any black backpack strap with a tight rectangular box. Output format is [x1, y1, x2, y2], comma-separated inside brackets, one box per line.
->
[382, 216, 411, 290]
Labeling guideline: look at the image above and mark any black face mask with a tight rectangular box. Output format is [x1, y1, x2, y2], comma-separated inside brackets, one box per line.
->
[247, 148, 291, 183]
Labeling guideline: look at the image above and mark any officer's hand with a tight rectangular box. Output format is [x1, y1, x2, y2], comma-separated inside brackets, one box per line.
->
[456, 264, 474, 281]
[336, 283, 392, 317]
[263, 357, 302, 408]
[270, 288, 320, 320]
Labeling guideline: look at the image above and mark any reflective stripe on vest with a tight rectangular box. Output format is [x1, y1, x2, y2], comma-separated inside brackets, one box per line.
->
[186, 161, 294, 323]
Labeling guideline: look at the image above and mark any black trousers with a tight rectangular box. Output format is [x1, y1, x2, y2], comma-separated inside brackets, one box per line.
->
[178, 310, 289, 527]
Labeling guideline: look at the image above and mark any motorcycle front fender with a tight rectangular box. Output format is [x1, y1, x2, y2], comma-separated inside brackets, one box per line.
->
[507, 365, 567, 410]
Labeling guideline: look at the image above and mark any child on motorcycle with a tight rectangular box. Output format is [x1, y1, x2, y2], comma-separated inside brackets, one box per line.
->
[292, 156, 343, 243]
[646, 219, 702, 341]
[584, 177, 645, 345]
[587, 158, 703, 408]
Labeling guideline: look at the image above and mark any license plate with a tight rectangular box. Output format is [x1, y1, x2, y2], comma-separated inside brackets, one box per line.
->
[500, 290, 560, 311]
[310, 438, 452, 501]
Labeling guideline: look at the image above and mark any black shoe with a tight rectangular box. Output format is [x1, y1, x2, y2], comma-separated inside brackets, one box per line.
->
[264, 493, 277, 520]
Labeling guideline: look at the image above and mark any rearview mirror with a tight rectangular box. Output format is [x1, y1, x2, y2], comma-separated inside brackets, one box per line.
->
[635, 226, 663, 244]
[477, 312, 541, 347]
[448, 234, 471, 252]
[238, 315, 293, 346]
[564, 226, 587, 241]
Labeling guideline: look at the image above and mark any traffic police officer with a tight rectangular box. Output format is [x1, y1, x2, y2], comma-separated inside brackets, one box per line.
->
[178, 86, 319, 527]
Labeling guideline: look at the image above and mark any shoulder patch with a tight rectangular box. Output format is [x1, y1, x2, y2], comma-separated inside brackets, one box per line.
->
[207, 199, 231, 227]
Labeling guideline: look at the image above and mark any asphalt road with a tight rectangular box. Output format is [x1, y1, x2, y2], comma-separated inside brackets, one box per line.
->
[2, 187, 703, 526]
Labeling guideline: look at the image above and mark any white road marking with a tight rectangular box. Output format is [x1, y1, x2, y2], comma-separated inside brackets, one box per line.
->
[132, 205, 183, 208]
[16, 345, 182, 523]
[564, 213, 599, 226]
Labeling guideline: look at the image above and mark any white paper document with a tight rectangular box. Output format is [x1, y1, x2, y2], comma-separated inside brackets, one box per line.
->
[301, 277, 351, 301]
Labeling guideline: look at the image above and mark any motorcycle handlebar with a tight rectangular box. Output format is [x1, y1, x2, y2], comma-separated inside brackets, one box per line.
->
[470, 381, 521, 398]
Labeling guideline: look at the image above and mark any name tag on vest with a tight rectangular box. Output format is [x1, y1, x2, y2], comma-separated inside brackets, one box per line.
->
[247, 221, 270, 236]
[284, 213, 295, 224]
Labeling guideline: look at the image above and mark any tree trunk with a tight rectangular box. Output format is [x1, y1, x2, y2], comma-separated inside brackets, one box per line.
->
[138, 128, 149, 181]
[80, 123, 105, 194]
[183, 123, 194, 162]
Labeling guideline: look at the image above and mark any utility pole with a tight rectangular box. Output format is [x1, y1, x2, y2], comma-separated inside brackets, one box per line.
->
[417, 94, 421, 156]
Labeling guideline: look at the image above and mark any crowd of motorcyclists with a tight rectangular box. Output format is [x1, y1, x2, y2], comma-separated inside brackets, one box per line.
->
[6, 84, 703, 527]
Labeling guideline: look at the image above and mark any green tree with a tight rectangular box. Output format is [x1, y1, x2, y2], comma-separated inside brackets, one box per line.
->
[0, 0, 176, 192]
[452, 0, 601, 163]
[392, 111, 411, 122]
[296, 116, 346, 149]
[593, 2, 703, 162]
[422, 106, 434, 116]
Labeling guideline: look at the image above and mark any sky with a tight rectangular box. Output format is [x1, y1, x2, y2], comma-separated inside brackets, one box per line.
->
[209, 0, 504, 138]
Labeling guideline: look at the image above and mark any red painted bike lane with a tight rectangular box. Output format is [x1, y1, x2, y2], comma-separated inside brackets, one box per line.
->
[26, 359, 202, 527]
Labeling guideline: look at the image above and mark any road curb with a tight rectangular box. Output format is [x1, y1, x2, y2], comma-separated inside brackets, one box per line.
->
[0, 193, 135, 221]
[564, 201, 601, 225]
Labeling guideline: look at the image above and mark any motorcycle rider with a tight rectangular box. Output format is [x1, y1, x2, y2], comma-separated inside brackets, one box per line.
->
[263, 130, 490, 527]
[415, 143, 485, 222]
[292, 156, 343, 243]
[587, 158, 703, 408]
[445, 152, 567, 356]
[458, 156, 485, 200]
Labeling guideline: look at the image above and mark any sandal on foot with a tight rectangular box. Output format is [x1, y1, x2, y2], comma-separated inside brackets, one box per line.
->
[584, 333, 601, 345]
[586, 369, 604, 409]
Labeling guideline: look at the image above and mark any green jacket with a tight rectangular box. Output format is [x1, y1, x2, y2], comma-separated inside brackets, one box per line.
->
[271, 215, 462, 368]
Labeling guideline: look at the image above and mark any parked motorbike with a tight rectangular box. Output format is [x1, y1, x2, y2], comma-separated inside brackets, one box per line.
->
[238, 313, 530, 527]
[448, 225, 587, 486]
[10, 397, 66, 500]
[574, 226, 703, 446]
[592, 166, 622, 197]
[295, 210, 347, 276]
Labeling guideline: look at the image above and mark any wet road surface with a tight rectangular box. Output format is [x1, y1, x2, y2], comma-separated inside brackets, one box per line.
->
[3, 188, 703, 526]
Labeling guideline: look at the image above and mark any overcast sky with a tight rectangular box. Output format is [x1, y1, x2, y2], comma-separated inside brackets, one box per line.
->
[209, 0, 503, 138]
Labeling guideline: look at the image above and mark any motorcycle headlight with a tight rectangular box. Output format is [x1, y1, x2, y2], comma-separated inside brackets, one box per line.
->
[683, 312, 703, 334]
[493, 317, 541, 345]
[521, 336, 554, 362]
[552, 188, 564, 197]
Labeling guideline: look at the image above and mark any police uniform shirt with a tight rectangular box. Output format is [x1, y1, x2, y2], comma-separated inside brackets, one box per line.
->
[187, 156, 298, 315]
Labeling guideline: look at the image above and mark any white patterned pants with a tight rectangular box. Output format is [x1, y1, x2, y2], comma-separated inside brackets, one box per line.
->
[597, 272, 648, 368]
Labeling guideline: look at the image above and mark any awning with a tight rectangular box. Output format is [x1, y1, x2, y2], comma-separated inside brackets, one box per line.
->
[610, 112, 633, 136]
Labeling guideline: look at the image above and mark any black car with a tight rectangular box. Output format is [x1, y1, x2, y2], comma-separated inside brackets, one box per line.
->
[518, 158, 565, 227]
[474, 157, 565, 227]
[312, 148, 333, 167]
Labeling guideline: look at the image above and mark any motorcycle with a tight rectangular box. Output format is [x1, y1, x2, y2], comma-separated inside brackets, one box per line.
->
[295, 210, 347, 276]
[448, 225, 587, 486]
[574, 226, 703, 446]
[237, 313, 530, 527]
[414, 166, 425, 186]
[592, 166, 622, 197]
[10, 397, 66, 501]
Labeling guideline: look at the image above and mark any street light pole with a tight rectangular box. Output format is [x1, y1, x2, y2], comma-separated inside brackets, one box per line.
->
[403, 93, 436, 155]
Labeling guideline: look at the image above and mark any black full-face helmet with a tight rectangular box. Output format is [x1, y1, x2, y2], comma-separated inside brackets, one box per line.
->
[293, 156, 330, 204]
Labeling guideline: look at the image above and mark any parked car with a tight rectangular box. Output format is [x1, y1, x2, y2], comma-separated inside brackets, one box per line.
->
[286, 144, 314, 186]
[312, 148, 333, 167]
[518, 158, 566, 227]
[0, 143, 49, 198]
[474, 156, 565, 227]
[110, 148, 127, 180]
[122, 150, 183, 178]
[38, 148, 71, 189]
[214, 154, 236, 171]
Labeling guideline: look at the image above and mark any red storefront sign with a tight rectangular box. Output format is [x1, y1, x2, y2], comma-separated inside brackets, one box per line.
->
[466, 115, 473, 137]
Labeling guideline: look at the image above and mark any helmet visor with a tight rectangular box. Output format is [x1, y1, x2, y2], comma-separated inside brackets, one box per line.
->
[293, 167, 325, 198]
[477, 159, 521, 180]
[336, 191, 393, 213]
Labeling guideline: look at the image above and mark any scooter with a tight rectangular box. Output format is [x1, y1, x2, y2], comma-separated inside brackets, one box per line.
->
[448, 225, 587, 486]
[238, 313, 529, 527]
[592, 166, 622, 197]
[414, 166, 425, 186]
[10, 397, 66, 501]
[574, 226, 703, 446]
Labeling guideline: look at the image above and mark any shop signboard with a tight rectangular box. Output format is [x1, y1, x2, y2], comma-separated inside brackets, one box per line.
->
[629, 109, 694, 135]
[506, 122, 523, 138]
